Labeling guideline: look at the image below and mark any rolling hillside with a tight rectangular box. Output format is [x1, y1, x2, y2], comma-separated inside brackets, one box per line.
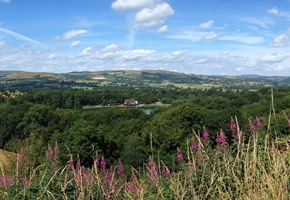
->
[0, 70, 290, 90]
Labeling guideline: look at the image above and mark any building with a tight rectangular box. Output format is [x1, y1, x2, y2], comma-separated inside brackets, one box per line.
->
[124, 99, 139, 106]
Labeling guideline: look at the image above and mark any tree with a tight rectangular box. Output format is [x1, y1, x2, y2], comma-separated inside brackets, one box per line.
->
[142, 102, 205, 165]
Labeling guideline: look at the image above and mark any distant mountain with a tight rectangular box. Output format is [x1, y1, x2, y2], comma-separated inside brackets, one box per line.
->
[0, 70, 290, 90]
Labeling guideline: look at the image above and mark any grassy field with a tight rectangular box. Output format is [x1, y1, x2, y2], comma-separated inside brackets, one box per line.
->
[0, 149, 16, 172]
[148, 82, 220, 89]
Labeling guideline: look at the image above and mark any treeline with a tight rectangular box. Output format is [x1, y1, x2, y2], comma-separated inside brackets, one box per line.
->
[0, 87, 289, 174]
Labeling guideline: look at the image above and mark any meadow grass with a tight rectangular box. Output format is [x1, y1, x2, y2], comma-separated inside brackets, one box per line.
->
[0, 117, 288, 200]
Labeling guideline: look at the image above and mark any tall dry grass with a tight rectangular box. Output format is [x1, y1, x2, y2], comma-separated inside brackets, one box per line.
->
[0, 122, 288, 199]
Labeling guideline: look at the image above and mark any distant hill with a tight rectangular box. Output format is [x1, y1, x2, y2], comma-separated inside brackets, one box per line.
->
[0, 70, 289, 90]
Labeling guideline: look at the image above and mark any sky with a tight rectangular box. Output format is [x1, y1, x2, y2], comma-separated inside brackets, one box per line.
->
[0, 0, 290, 75]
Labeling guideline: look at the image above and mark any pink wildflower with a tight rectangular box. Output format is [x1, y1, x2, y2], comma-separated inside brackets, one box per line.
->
[148, 156, 157, 170]
[150, 167, 158, 182]
[256, 116, 263, 127]
[117, 159, 124, 176]
[125, 183, 136, 191]
[203, 127, 210, 141]
[46, 145, 53, 161]
[94, 152, 99, 166]
[230, 116, 237, 132]
[105, 167, 114, 184]
[100, 156, 106, 170]
[0, 176, 12, 185]
[187, 161, 196, 170]
[249, 118, 255, 133]
[130, 169, 136, 181]
[161, 167, 170, 177]
[84, 170, 91, 183]
[54, 142, 59, 161]
[22, 178, 30, 187]
[191, 138, 197, 150]
[177, 148, 184, 162]
[4, 177, 12, 185]
[215, 129, 227, 147]
[67, 158, 74, 171]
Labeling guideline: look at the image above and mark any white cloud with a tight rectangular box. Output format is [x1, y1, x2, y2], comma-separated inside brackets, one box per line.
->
[157, 25, 169, 33]
[103, 44, 120, 52]
[169, 30, 262, 44]
[63, 29, 87, 40]
[199, 20, 214, 29]
[203, 31, 218, 40]
[239, 17, 273, 29]
[266, 65, 285, 71]
[70, 41, 80, 48]
[267, 7, 290, 19]
[168, 30, 209, 42]
[48, 54, 58, 59]
[81, 44, 154, 60]
[111, 0, 157, 11]
[260, 53, 290, 63]
[0, 27, 43, 46]
[267, 7, 279, 15]
[195, 58, 207, 64]
[81, 47, 93, 55]
[122, 49, 155, 60]
[0, 0, 10, 3]
[134, 3, 174, 27]
[235, 67, 242, 72]
[272, 34, 289, 47]
[220, 34, 264, 44]
[172, 50, 189, 56]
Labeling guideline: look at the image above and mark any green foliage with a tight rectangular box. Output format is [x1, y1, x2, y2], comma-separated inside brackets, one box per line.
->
[142, 102, 205, 165]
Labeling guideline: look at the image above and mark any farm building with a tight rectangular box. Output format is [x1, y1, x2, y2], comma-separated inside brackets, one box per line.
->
[124, 99, 139, 106]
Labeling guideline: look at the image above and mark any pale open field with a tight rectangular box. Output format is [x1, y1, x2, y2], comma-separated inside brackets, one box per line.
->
[0, 149, 16, 172]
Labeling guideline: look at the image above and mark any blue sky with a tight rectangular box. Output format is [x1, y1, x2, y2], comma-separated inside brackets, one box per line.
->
[0, 0, 290, 75]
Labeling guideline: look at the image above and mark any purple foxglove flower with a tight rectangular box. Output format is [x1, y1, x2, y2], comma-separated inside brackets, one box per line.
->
[100, 156, 106, 170]
[203, 127, 210, 141]
[161, 167, 170, 177]
[256, 116, 263, 127]
[117, 159, 124, 176]
[125, 183, 136, 191]
[249, 118, 255, 134]
[22, 178, 30, 186]
[148, 156, 157, 170]
[177, 148, 184, 162]
[288, 120, 290, 127]
[46, 145, 53, 161]
[230, 116, 237, 132]
[0, 176, 12, 185]
[4, 177, 12, 185]
[187, 161, 196, 169]
[150, 167, 158, 182]
[105, 167, 114, 183]
[94, 152, 99, 166]
[54, 142, 59, 161]
[215, 130, 227, 147]
[190, 139, 197, 150]
[67, 159, 74, 171]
